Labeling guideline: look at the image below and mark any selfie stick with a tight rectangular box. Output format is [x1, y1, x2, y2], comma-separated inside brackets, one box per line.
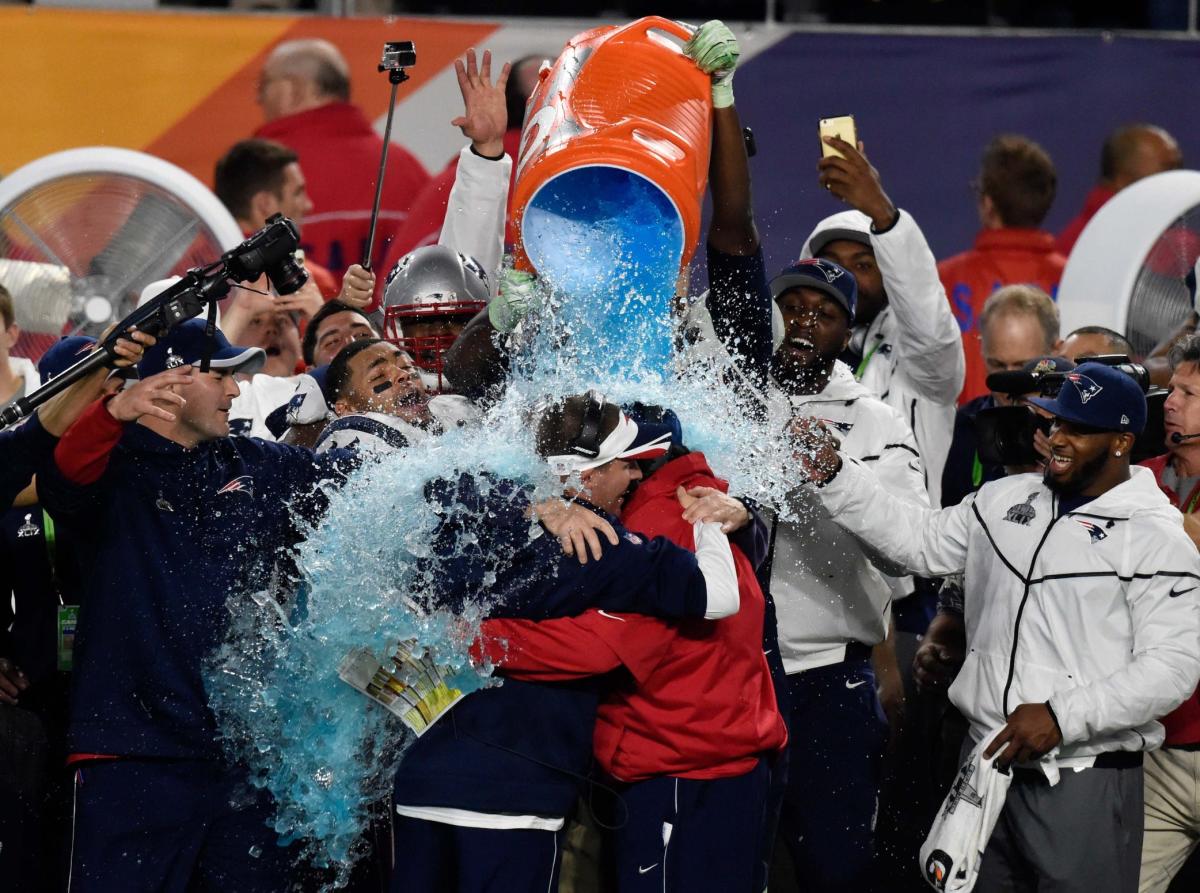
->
[363, 47, 414, 272]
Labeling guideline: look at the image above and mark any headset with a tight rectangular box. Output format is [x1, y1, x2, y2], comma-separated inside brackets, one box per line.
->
[568, 390, 608, 459]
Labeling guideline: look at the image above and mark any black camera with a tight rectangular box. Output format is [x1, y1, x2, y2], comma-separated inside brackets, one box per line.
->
[976, 354, 1166, 468]
[222, 214, 308, 295]
[379, 41, 417, 72]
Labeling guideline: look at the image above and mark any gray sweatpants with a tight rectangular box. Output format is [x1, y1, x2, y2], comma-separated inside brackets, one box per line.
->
[975, 764, 1144, 893]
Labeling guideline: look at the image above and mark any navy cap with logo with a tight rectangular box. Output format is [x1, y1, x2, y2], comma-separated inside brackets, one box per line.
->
[1028, 361, 1147, 435]
[37, 336, 98, 382]
[769, 258, 858, 322]
[138, 319, 266, 378]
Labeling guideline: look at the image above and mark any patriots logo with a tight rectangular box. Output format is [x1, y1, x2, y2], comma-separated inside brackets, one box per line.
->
[1066, 373, 1103, 404]
[797, 258, 843, 284]
[288, 392, 306, 410]
[460, 253, 490, 294]
[623, 532, 643, 545]
[1074, 519, 1108, 543]
[217, 475, 254, 498]
[817, 417, 854, 434]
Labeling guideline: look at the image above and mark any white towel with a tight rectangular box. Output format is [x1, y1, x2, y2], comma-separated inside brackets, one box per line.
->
[920, 727, 1014, 892]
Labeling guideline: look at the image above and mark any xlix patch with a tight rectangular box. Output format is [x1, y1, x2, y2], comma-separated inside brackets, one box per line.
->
[1004, 492, 1038, 526]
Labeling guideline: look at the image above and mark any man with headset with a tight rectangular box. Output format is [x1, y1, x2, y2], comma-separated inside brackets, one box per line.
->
[389, 392, 741, 892]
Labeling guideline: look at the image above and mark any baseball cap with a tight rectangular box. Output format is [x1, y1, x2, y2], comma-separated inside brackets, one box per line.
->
[138, 318, 265, 378]
[769, 258, 858, 321]
[1027, 361, 1147, 435]
[808, 226, 872, 258]
[37, 336, 97, 382]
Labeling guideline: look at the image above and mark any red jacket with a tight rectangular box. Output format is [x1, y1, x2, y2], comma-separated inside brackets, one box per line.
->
[1056, 184, 1116, 257]
[1142, 452, 1200, 746]
[255, 102, 430, 278]
[938, 228, 1067, 404]
[479, 452, 787, 782]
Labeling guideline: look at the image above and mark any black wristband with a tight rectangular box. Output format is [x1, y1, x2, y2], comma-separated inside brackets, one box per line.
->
[469, 144, 506, 162]
[870, 208, 901, 235]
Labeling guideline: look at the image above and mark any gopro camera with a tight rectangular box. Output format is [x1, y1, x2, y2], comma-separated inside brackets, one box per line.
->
[380, 41, 417, 72]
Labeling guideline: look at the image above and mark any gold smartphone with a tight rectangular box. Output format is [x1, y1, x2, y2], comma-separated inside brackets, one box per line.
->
[819, 115, 858, 159]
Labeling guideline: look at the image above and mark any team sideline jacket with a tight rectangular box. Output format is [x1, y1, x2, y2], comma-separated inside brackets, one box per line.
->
[478, 452, 788, 782]
[393, 475, 717, 818]
[36, 399, 354, 759]
[769, 362, 928, 673]
[801, 210, 965, 506]
[818, 459, 1200, 761]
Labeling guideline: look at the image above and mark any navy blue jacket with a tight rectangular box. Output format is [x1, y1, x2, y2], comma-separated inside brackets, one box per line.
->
[705, 243, 774, 390]
[0, 414, 56, 507]
[393, 473, 710, 818]
[0, 503, 83, 698]
[37, 422, 353, 759]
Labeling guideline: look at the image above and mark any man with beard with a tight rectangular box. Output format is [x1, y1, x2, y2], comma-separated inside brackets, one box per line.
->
[793, 362, 1200, 893]
[313, 338, 476, 454]
[764, 257, 929, 891]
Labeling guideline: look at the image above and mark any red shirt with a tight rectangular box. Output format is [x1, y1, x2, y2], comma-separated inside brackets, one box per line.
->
[1056, 184, 1116, 257]
[479, 453, 787, 782]
[255, 102, 430, 278]
[1142, 452, 1200, 746]
[938, 228, 1067, 404]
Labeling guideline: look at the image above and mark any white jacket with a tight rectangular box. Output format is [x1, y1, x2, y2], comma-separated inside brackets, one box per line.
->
[801, 210, 964, 506]
[437, 145, 511, 299]
[770, 362, 929, 673]
[818, 460, 1200, 762]
[313, 397, 479, 455]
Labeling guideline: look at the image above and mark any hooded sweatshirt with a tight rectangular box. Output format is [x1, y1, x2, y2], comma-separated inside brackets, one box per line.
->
[819, 460, 1200, 764]
[801, 209, 964, 506]
[768, 362, 928, 673]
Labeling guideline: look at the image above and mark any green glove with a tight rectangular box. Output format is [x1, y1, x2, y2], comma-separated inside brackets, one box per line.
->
[489, 267, 539, 333]
[684, 20, 741, 110]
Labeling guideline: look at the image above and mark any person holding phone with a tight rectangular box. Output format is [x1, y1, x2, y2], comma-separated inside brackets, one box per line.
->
[805, 131, 964, 509]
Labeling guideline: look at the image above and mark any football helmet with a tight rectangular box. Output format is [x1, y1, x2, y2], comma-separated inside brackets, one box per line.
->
[382, 245, 490, 388]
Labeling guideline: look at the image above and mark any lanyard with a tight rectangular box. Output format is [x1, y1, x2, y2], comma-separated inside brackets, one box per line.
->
[855, 339, 882, 379]
[1185, 482, 1200, 515]
[41, 508, 62, 604]
[971, 451, 984, 488]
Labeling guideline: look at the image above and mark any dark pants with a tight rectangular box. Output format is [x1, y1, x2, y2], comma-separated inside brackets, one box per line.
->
[0, 677, 73, 892]
[67, 759, 290, 893]
[779, 658, 889, 892]
[609, 758, 770, 893]
[389, 814, 564, 893]
[976, 764, 1144, 893]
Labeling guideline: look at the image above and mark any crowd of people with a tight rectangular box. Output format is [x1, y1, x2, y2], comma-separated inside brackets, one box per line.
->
[1, 18, 1199, 893]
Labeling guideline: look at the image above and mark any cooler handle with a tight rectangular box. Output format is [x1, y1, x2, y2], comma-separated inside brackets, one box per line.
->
[618, 16, 696, 54]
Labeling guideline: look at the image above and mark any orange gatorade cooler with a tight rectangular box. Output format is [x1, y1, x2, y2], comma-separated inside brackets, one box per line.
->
[511, 17, 712, 375]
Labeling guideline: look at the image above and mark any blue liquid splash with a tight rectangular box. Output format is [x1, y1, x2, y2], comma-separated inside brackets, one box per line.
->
[207, 164, 813, 889]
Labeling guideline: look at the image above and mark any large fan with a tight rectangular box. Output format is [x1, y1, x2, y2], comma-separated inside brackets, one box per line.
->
[0, 147, 243, 362]
[1058, 170, 1200, 357]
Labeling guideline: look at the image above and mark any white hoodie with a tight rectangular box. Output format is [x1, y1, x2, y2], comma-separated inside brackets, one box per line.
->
[818, 460, 1200, 764]
[769, 361, 929, 673]
[801, 210, 964, 506]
